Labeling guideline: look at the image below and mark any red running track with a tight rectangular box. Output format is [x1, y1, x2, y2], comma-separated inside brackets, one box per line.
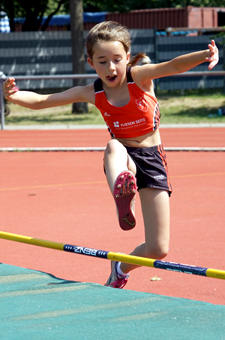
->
[0, 126, 225, 148]
[0, 127, 225, 305]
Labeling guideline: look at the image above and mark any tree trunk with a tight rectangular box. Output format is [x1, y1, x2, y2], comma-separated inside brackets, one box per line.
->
[69, 0, 88, 114]
[7, 0, 15, 32]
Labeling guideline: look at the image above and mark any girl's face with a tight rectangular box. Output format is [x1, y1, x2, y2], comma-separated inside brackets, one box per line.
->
[88, 41, 130, 87]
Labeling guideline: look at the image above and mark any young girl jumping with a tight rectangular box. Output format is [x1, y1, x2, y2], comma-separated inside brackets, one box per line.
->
[3, 21, 219, 289]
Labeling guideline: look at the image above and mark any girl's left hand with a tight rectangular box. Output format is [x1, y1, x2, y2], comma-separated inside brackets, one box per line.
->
[206, 40, 219, 70]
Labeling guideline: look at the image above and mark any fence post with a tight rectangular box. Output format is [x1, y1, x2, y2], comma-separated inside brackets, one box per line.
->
[153, 26, 159, 95]
[0, 72, 6, 130]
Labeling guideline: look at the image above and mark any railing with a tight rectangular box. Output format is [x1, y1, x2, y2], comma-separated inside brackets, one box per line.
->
[1, 71, 225, 130]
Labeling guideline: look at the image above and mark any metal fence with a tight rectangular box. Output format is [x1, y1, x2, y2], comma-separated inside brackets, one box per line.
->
[157, 35, 225, 90]
[0, 29, 224, 90]
[0, 28, 225, 130]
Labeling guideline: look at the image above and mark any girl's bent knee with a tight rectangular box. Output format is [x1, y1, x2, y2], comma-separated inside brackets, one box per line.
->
[105, 139, 122, 155]
[145, 246, 169, 260]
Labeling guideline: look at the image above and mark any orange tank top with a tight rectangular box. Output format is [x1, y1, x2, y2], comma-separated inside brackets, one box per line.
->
[94, 67, 160, 138]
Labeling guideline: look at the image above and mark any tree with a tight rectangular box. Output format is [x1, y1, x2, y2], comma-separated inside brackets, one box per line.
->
[41, 0, 67, 31]
[69, 0, 88, 113]
[2, 0, 67, 31]
[2, 0, 88, 113]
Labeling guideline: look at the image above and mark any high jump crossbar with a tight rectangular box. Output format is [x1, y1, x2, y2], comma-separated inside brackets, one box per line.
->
[0, 231, 224, 280]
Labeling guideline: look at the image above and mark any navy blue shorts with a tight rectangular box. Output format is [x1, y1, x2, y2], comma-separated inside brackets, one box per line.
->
[125, 144, 172, 195]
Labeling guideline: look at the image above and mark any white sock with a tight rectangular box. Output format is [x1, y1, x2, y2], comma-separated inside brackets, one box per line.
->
[117, 262, 129, 278]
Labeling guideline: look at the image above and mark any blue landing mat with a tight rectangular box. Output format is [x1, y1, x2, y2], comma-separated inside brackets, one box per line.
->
[0, 263, 225, 340]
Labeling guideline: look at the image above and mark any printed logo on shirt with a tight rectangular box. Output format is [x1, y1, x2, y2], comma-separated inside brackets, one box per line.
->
[104, 112, 110, 116]
[136, 97, 149, 112]
[113, 118, 146, 130]
[113, 121, 120, 128]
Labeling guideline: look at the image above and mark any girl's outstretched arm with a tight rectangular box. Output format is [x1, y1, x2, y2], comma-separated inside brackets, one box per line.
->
[3, 78, 95, 109]
[133, 40, 219, 84]
[170, 39, 219, 72]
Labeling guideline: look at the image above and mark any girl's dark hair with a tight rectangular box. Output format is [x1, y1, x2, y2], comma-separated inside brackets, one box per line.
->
[86, 21, 146, 67]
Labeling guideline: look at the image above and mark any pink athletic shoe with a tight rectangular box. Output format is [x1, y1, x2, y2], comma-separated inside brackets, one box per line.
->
[104, 261, 128, 289]
[113, 170, 137, 230]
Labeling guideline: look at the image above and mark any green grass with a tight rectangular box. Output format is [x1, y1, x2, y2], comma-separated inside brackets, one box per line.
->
[4, 104, 105, 126]
[158, 93, 225, 124]
[4, 90, 225, 126]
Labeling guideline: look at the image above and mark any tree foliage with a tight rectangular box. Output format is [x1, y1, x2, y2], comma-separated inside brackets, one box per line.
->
[1, 0, 68, 31]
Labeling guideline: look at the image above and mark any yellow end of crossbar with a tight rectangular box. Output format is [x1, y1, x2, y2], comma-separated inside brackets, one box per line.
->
[206, 269, 225, 280]
[0, 231, 65, 251]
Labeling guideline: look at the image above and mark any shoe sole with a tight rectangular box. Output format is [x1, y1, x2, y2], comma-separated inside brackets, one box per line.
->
[113, 171, 137, 230]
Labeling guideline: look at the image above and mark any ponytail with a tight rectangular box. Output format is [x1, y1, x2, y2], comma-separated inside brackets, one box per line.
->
[128, 52, 147, 67]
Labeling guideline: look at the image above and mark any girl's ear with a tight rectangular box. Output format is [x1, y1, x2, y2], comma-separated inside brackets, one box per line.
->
[126, 52, 131, 65]
[87, 58, 95, 69]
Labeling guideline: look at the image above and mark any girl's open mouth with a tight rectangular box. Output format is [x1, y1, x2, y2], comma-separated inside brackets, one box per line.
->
[106, 75, 117, 82]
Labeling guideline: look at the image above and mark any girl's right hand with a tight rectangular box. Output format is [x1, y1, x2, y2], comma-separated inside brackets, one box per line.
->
[206, 40, 219, 70]
[3, 77, 18, 101]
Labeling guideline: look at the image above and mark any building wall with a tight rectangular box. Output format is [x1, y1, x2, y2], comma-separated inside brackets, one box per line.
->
[13, 7, 225, 32]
